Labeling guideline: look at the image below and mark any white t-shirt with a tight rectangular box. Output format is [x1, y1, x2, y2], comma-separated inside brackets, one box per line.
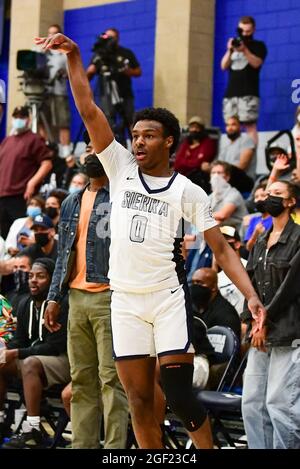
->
[97, 139, 217, 293]
[218, 257, 248, 315]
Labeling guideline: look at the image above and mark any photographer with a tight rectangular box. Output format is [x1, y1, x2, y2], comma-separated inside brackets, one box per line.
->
[221, 16, 267, 145]
[86, 28, 141, 143]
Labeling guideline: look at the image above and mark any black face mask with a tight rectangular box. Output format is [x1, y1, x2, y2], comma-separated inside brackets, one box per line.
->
[14, 270, 30, 293]
[187, 131, 206, 143]
[84, 154, 105, 178]
[264, 195, 286, 217]
[45, 207, 58, 219]
[227, 131, 240, 141]
[35, 232, 49, 247]
[255, 200, 266, 213]
[190, 284, 212, 309]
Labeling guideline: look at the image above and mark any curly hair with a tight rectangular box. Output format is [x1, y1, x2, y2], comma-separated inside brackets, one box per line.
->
[132, 107, 181, 155]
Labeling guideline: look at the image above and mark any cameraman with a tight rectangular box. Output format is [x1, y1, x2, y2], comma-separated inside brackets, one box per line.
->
[86, 28, 141, 139]
[42, 24, 71, 158]
[221, 16, 267, 145]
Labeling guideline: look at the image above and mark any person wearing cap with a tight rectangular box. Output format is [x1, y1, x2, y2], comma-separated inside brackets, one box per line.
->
[0, 106, 52, 239]
[0, 258, 70, 448]
[216, 225, 248, 315]
[244, 182, 272, 252]
[219, 115, 256, 182]
[22, 214, 57, 262]
[174, 116, 217, 178]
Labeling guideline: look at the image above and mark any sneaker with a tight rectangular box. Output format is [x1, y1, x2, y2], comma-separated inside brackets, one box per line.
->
[2, 421, 48, 449]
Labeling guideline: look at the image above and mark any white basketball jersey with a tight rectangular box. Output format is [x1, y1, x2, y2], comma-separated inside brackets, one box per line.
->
[97, 139, 217, 293]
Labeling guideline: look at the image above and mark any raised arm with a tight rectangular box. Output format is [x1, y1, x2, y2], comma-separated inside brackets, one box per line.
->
[35, 34, 114, 154]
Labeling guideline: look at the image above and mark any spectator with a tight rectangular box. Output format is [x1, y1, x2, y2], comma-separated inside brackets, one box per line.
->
[6, 252, 33, 309]
[244, 183, 272, 251]
[216, 225, 247, 315]
[44, 138, 128, 449]
[209, 161, 248, 231]
[219, 116, 256, 181]
[5, 195, 45, 257]
[221, 15, 267, 144]
[86, 27, 141, 144]
[190, 267, 241, 390]
[68, 172, 88, 194]
[0, 106, 52, 238]
[44, 193, 64, 229]
[174, 116, 217, 177]
[22, 214, 57, 262]
[241, 180, 300, 449]
[0, 258, 70, 448]
[191, 267, 241, 340]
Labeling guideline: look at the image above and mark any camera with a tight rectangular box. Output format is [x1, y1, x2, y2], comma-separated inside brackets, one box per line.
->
[17, 50, 49, 80]
[91, 34, 128, 76]
[231, 27, 243, 48]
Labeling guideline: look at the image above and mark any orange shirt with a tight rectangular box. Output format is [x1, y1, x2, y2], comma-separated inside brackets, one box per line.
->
[69, 189, 110, 293]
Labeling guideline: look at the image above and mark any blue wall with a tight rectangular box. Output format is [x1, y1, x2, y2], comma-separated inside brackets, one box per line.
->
[213, 0, 300, 132]
[0, 19, 9, 141]
[64, 0, 156, 140]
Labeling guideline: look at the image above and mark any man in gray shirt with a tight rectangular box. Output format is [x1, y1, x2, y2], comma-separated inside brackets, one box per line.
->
[219, 116, 256, 180]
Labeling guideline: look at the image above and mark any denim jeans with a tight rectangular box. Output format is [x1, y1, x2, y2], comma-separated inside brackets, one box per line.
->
[242, 346, 300, 449]
[68, 288, 128, 449]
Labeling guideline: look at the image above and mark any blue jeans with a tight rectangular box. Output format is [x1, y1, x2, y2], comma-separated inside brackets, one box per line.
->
[242, 346, 300, 449]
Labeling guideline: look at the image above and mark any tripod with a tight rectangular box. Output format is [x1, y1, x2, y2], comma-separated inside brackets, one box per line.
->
[19, 76, 54, 142]
[100, 72, 130, 146]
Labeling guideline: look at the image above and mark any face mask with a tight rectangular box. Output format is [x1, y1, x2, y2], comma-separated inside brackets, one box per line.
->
[45, 207, 58, 219]
[254, 200, 266, 213]
[35, 232, 49, 247]
[210, 173, 229, 194]
[190, 284, 212, 309]
[187, 131, 206, 143]
[264, 195, 286, 217]
[69, 185, 81, 195]
[14, 270, 29, 293]
[12, 118, 27, 132]
[26, 206, 42, 218]
[84, 154, 106, 178]
[227, 131, 240, 141]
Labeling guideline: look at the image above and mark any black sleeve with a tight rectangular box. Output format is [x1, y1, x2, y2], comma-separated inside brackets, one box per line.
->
[250, 41, 267, 61]
[17, 296, 69, 359]
[125, 49, 140, 68]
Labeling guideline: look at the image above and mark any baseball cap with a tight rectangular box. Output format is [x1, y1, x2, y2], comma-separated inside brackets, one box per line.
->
[220, 225, 240, 241]
[188, 115, 205, 126]
[31, 214, 54, 229]
[12, 106, 30, 118]
[268, 141, 288, 156]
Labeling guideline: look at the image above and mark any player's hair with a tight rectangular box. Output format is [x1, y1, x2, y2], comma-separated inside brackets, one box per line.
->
[132, 107, 181, 155]
[239, 16, 256, 28]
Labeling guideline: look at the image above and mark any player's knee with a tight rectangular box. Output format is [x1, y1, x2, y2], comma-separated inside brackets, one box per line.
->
[160, 362, 206, 432]
[127, 390, 153, 423]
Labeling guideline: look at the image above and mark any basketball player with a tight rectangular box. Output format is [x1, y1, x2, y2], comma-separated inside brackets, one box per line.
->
[36, 33, 266, 449]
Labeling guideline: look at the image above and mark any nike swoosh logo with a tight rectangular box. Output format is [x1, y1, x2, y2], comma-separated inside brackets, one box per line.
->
[126, 177, 135, 180]
[171, 287, 181, 294]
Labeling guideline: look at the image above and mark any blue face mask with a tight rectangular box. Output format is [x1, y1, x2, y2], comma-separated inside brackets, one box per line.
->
[69, 185, 81, 195]
[12, 118, 27, 131]
[26, 206, 42, 218]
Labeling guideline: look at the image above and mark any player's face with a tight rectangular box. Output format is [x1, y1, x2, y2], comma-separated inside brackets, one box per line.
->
[131, 120, 172, 172]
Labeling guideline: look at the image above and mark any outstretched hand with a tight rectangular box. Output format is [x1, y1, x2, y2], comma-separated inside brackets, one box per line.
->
[34, 33, 76, 55]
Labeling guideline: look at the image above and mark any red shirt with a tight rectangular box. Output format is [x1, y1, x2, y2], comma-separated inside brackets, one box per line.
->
[174, 137, 217, 176]
[0, 130, 51, 197]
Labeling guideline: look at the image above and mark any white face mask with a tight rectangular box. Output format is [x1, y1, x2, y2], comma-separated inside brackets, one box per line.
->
[210, 173, 230, 195]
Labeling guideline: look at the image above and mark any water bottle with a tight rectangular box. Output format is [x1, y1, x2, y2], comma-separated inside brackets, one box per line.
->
[0, 338, 6, 364]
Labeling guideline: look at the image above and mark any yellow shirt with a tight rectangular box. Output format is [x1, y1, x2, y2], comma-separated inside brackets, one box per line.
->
[292, 211, 300, 225]
[69, 189, 110, 293]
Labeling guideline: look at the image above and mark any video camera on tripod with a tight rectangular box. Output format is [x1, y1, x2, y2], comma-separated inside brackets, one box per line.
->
[91, 33, 129, 77]
[16, 50, 54, 139]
